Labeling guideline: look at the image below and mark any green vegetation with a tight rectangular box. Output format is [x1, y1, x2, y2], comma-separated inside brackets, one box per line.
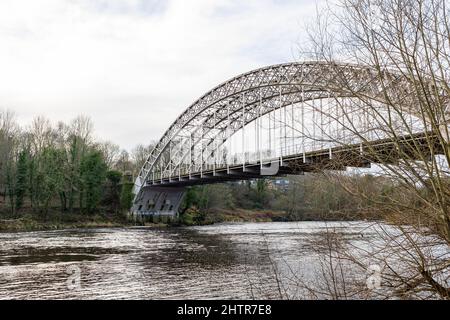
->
[0, 111, 445, 234]
[80, 151, 107, 214]
[0, 212, 130, 232]
[177, 173, 392, 225]
[0, 112, 155, 231]
[120, 174, 135, 212]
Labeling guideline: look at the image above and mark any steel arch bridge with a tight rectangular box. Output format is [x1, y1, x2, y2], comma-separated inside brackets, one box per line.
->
[132, 61, 443, 216]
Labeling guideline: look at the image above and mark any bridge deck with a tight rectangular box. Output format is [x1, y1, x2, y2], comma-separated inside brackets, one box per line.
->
[144, 131, 443, 188]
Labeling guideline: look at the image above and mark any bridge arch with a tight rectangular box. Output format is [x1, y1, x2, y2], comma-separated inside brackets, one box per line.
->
[132, 61, 425, 216]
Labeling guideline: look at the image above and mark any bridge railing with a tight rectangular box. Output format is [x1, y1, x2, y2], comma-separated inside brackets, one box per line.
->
[145, 106, 428, 184]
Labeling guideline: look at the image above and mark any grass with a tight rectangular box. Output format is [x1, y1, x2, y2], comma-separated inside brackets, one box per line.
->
[0, 204, 361, 232]
[0, 210, 137, 233]
[208, 208, 290, 223]
[176, 207, 291, 226]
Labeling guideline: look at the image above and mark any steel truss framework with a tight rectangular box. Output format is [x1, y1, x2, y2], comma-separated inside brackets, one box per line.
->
[133, 61, 432, 207]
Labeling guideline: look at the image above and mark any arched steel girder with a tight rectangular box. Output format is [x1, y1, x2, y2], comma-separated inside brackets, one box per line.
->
[162, 88, 342, 179]
[135, 61, 418, 192]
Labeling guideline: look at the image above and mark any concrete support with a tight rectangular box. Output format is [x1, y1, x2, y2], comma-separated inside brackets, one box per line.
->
[132, 186, 186, 217]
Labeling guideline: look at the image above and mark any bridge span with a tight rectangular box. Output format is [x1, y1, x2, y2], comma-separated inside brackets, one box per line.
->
[131, 61, 445, 216]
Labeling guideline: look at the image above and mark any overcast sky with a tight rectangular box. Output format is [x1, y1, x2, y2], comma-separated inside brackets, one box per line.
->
[0, 0, 321, 150]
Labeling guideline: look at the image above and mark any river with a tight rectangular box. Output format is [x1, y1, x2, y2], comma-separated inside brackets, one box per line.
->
[0, 221, 388, 300]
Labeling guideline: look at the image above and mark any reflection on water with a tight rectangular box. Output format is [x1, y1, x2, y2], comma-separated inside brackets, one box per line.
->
[0, 221, 377, 300]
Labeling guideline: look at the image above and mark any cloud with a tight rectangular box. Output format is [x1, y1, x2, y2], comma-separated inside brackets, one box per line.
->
[0, 0, 320, 150]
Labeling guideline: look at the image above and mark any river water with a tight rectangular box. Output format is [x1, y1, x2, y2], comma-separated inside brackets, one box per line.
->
[0, 221, 383, 300]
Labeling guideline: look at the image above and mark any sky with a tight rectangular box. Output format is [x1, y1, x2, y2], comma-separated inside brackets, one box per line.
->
[0, 0, 321, 150]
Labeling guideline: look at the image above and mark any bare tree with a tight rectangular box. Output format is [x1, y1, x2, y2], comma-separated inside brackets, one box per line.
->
[0, 110, 19, 212]
[294, 0, 450, 299]
[70, 115, 93, 146]
[96, 141, 121, 168]
[131, 142, 155, 177]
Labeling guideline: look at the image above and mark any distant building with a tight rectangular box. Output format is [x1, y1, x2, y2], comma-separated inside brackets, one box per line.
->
[267, 178, 290, 190]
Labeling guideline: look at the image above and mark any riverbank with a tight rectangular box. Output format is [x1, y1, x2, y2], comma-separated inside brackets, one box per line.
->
[0, 213, 137, 233]
[0, 207, 369, 232]
[0, 211, 262, 232]
[179, 208, 290, 225]
[175, 207, 365, 226]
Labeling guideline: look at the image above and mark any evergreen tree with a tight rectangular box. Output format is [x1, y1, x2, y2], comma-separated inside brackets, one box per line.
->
[103, 170, 122, 213]
[15, 150, 28, 211]
[39, 148, 66, 215]
[120, 172, 134, 212]
[80, 151, 107, 214]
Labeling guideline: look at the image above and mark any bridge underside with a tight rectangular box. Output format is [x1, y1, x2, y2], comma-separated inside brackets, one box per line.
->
[132, 132, 443, 217]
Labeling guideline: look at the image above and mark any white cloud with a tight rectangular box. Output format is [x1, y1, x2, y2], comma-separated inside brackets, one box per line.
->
[0, 0, 320, 149]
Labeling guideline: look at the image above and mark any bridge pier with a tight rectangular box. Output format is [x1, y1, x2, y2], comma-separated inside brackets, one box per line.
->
[131, 186, 186, 217]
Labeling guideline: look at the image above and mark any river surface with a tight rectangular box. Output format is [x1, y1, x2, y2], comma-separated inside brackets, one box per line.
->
[0, 221, 380, 300]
